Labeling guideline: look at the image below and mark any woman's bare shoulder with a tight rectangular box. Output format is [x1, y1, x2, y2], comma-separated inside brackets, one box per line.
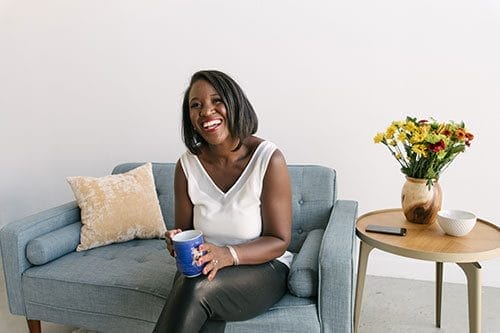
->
[269, 148, 287, 169]
[246, 135, 264, 148]
[248, 136, 286, 166]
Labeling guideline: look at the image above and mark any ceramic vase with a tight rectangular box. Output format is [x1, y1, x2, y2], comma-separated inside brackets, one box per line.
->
[401, 177, 442, 224]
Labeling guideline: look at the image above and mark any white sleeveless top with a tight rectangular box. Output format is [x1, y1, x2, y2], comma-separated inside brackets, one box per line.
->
[180, 141, 293, 267]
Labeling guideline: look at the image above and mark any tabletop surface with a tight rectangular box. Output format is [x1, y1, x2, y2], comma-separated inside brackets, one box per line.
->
[356, 209, 500, 262]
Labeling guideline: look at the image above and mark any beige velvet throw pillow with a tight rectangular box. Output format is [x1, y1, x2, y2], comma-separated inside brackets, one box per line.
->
[67, 162, 166, 251]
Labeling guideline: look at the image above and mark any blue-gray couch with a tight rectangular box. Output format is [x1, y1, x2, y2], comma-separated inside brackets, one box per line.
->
[0, 163, 358, 333]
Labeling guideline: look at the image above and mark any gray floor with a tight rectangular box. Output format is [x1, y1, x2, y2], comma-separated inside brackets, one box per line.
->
[358, 276, 499, 333]
[1, 273, 498, 332]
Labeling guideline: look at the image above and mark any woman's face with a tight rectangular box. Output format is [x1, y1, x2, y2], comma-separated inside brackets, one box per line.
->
[188, 80, 232, 146]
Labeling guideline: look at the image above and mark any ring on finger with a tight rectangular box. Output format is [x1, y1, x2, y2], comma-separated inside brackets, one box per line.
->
[212, 259, 218, 266]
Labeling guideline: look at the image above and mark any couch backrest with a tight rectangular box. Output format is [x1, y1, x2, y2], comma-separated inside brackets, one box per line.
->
[112, 163, 336, 253]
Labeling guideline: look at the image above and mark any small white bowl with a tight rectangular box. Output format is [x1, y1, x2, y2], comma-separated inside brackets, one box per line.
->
[437, 209, 477, 237]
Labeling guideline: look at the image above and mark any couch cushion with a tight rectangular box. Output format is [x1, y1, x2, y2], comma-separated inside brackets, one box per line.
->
[112, 163, 176, 230]
[288, 229, 324, 297]
[67, 162, 166, 251]
[226, 293, 319, 333]
[22, 239, 175, 323]
[26, 222, 81, 265]
[288, 166, 335, 252]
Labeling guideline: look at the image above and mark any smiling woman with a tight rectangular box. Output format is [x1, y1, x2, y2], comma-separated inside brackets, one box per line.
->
[188, 80, 232, 147]
[181, 71, 259, 155]
[153, 70, 293, 333]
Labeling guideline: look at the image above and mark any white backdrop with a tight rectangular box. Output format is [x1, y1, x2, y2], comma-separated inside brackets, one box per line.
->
[1, 0, 499, 286]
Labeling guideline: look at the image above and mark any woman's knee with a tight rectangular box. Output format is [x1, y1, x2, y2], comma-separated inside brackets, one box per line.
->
[172, 275, 218, 313]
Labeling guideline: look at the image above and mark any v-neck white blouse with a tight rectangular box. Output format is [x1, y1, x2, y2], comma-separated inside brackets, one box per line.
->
[180, 141, 293, 267]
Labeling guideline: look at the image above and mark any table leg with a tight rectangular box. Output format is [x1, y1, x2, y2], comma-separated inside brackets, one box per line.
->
[27, 319, 41, 333]
[457, 262, 482, 333]
[354, 241, 374, 333]
[436, 262, 443, 328]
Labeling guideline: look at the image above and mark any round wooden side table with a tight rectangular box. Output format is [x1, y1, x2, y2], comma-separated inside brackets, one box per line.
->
[354, 208, 500, 333]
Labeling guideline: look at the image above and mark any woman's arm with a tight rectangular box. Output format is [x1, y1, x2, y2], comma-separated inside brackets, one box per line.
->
[236, 149, 292, 264]
[174, 160, 194, 230]
[165, 160, 194, 257]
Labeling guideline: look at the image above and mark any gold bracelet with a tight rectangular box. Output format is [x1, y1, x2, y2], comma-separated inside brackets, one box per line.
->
[226, 245, 240, 266]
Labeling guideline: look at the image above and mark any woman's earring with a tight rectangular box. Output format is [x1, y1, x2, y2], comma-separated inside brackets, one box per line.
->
[193, 129, 202, 147]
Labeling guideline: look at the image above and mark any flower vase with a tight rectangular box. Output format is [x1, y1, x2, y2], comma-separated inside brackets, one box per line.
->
[401, 177, 442, 224]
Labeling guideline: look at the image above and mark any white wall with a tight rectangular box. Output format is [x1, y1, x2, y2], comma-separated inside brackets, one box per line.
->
[1, 1, 499, 287]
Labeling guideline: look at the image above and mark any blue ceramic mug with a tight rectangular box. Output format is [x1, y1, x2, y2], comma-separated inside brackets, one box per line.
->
[172, 230, 205, 277]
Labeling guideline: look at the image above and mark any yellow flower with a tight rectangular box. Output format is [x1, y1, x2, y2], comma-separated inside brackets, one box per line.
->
[397, 132, 406, 142]
[436, 123, 446, 134]
[420, 124, 430, 136]
[410, 131, 426, 144]
[373, 133, 384, 143]
[412, 144, 428, 157]
[385, 125, 397, 139]
[403, 121, 417, 132]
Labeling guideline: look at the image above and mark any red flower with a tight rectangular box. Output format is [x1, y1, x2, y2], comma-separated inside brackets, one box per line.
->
[442, 129, 452, 137]
[429, 139, 446, 153]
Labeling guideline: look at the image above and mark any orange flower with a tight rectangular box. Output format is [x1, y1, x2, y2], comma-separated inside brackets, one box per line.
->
[455, 128, 466, 141]
[441, 129, 452, 137]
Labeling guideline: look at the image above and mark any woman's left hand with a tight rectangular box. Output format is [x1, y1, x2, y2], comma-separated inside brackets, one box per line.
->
[197, 243, 233, 281]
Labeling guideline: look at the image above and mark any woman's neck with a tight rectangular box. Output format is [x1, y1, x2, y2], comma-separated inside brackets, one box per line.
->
[203, 138, 247, 165]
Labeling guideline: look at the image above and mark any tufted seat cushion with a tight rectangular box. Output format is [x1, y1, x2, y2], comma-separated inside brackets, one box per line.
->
[22, 240, 176, 326]
[22, 238, 321, 332]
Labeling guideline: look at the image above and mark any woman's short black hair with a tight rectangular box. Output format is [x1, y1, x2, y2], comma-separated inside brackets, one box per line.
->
[181, 70, 258, 154]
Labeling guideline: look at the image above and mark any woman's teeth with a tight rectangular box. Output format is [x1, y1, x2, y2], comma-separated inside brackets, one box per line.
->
[202, 119, 222, 129]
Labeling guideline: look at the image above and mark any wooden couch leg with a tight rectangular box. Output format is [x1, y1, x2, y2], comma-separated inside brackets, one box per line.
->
[27, 319, 41, 333]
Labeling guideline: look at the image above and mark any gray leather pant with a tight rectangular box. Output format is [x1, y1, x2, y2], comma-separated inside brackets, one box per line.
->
[153, 260, 288, 333]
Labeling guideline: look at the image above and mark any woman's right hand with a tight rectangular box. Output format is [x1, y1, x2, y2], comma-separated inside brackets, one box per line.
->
[165, 229, 182, 257]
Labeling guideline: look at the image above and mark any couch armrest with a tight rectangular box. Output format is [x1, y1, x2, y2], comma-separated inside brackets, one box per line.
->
[318, 199, 358, 333]
[0, 201, 80, 315]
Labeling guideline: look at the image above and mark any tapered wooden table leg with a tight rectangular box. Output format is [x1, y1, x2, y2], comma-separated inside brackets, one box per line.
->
[457, 262, 482, 333]
[354, 241, 374, 333]
[27, 319, 41, 333]
[436, 262, 443, 328]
